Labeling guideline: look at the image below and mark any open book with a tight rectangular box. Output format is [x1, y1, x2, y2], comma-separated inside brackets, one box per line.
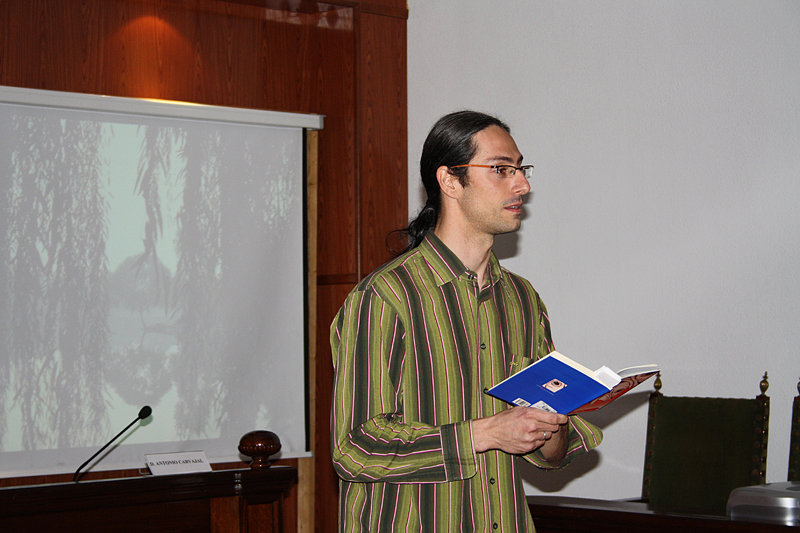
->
[485, 351, 659, 414]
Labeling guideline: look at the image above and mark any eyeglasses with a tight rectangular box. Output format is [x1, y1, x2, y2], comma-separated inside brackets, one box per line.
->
[449, 164, 534, 180]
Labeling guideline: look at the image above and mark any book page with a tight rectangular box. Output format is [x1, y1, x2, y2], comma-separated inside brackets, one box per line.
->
[593, 366, 621, 389]
[616, 364, 659, 378]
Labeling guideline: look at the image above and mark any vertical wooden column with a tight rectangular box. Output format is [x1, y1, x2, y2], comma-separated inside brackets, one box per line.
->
[299, 130, 318, 533]
[358, 9, 408, 275]
[311, 4, 407, 531]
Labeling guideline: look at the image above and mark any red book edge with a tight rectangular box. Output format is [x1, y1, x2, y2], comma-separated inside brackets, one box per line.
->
[569, 371, 658, 414]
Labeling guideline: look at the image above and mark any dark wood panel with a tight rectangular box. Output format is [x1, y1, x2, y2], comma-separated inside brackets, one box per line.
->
[318, 273, 359, 285]
[528, 496, 795, 533]
[358, 0, 408, 17]
[0, 468, 296, 533]
[0, 499, 212, 533]
[211, 496, 243, 533]
[303, 14, 359, 277]
[313, 282, 354, 532]
[358, 11, 408, 275]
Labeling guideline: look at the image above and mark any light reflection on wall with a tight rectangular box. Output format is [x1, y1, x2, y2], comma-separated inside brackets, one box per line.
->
[106, 15, 193, 97]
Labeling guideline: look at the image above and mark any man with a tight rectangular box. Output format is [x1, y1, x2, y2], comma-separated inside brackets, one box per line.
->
[331, 111, 602, 532]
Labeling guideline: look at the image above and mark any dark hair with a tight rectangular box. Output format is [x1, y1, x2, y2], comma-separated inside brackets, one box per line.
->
[390, 110, 510, 255]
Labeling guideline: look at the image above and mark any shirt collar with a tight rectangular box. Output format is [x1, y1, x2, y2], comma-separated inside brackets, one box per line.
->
[418, 232, 505, 288]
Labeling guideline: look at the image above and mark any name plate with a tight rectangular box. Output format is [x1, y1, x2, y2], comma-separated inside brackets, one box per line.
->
[145, 451, 212, 476]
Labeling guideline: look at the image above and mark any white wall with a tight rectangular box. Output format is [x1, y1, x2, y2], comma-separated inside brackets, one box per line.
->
[408, 0, 800, 499]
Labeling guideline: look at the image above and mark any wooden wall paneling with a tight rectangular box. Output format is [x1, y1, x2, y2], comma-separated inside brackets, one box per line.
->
[310, 9, 408, 531]
[357, 10, 408, 275]
[313, 282, 354, 532]
[0, 1, 407, 530]
[101, 2, 196, 101]
[1, 0, 360, 277]
[302, 10, 360, 278]
[299, 13, 359, 528]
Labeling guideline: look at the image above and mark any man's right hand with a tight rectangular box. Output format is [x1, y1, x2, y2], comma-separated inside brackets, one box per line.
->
[471, 406, 568, 455]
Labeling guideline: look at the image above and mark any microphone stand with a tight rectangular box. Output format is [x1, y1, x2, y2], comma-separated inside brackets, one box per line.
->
[73, 406, 152, 482]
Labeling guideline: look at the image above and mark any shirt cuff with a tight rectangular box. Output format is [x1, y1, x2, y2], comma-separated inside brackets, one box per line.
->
[525, 415, 603, 470]
[439, 420, 478, 481]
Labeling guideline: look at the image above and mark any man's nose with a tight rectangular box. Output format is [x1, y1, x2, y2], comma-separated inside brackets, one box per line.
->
[512, 169, 531, 195]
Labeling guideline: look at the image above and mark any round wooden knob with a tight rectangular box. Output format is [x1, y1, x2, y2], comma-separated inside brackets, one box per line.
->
[238, 430, 281, 469]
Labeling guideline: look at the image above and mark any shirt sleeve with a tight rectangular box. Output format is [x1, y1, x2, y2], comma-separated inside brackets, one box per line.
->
[330, 286, 478, 483]
[523, 414, 603, 470]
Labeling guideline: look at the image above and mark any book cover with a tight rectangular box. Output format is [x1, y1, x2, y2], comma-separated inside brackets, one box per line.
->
[486, 351, 658, 414]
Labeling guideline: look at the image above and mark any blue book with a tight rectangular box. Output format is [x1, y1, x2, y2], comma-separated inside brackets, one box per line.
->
[486, 351, 659, 414]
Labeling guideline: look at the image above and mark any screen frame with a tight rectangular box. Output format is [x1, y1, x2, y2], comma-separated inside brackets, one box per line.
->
[0, 85, 322, 478]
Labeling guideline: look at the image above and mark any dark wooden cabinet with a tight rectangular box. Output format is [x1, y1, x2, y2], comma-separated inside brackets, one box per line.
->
[0, 468, 297, 532]
[528, 496, 796, 533]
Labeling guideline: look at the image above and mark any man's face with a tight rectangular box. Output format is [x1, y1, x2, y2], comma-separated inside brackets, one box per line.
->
[457, 125, 531, 237]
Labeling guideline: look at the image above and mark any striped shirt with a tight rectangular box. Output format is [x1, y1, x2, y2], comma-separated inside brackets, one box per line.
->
[330, 233, 602, 532]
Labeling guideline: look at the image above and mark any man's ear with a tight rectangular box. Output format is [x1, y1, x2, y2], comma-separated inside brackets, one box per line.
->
[436, 165, 461, 200]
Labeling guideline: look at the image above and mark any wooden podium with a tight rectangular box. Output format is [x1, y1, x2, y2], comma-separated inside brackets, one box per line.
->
[0, 466, 297, 533]
[0, 431, 296, 532]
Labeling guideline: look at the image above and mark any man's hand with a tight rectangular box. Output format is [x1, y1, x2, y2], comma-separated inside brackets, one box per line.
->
[472, 406, 569, 461]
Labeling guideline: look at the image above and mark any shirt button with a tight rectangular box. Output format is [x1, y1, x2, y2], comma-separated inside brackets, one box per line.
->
[492, 523, 498, 530]
[480, 342, 486, 350]
[489, 477, 496, 484]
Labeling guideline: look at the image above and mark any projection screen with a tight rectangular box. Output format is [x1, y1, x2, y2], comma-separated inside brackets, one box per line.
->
[0, 86, 322, 477]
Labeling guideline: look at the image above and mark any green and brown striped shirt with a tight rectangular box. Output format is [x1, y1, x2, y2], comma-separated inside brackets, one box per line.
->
[331, 233, 602, 532]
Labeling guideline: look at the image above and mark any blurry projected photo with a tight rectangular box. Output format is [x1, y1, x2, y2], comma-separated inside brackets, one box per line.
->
[0, 97, 307, 476]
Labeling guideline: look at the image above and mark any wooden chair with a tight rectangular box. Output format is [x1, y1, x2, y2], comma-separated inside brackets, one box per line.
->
[790, 377, 800, 481]
[641, 372, 769, 516]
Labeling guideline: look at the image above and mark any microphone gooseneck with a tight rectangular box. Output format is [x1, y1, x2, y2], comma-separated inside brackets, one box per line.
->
[73, 406, 153, 482]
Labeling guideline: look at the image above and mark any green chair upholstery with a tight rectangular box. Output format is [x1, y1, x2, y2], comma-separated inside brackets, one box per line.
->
[790, 378, 800, 481]
[641, 372, 769, 516]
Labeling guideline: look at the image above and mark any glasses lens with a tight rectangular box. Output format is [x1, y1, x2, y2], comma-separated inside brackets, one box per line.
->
[522, 166, 533, 179]
[495, 165, 514, 177]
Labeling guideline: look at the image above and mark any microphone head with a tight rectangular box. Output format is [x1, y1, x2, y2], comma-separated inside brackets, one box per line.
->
[138, 405, 153, 420]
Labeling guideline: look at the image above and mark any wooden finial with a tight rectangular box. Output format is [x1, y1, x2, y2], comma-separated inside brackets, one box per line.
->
[238, 430, 282, 469]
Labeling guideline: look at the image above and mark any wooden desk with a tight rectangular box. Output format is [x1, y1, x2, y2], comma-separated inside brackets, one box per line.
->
[0, 467, 297, 533]
[528, 495, 795, 533]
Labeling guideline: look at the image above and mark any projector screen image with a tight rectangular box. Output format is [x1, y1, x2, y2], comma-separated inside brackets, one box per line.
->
[0, 89, 312, 477]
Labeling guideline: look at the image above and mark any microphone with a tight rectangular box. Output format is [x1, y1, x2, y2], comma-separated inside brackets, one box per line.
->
[73, 405, 153, 482]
